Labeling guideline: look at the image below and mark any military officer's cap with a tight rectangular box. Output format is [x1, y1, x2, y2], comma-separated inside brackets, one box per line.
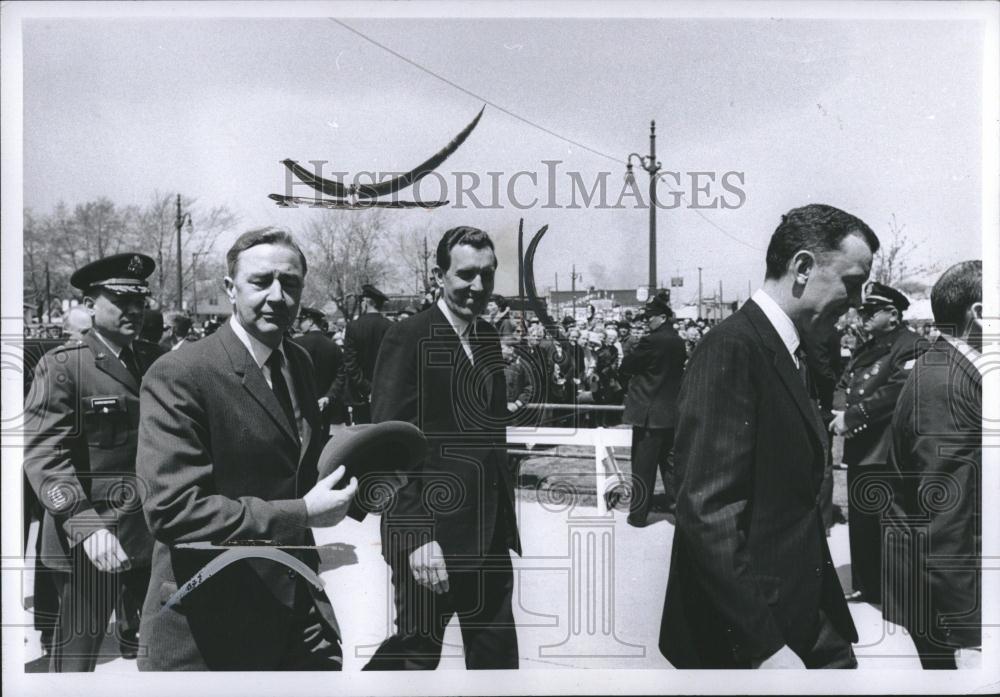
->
[299, 306, 325, 322]
[70, 253, 155, 296]
[360, 284, 389, 305]
[862, 281, 909, 313]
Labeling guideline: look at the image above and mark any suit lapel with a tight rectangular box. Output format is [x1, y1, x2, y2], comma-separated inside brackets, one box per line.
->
[218, 323, 300, 450]
[86, 333, 139, 393]
[285, 342, 318, 462]
[743, 301, 827, 452]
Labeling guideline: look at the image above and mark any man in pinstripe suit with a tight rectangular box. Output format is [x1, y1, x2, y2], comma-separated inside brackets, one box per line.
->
[659, 204, 879, 669]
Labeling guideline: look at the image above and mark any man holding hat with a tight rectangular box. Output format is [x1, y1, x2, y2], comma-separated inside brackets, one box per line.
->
[23, 253, 159, 671]
[619, 292, 688, 526]
[830, 280, 928, 603]
[342, 284, 392, 424]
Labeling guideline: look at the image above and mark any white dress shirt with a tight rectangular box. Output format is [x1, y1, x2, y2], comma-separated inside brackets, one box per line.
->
[752, 288, 802, 368]
[437, 297, 475, 364]
[229, 316, 305, 441]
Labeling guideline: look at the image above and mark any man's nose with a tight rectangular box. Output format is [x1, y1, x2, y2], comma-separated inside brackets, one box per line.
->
[468, 274, 485, 292]
[265, 279, 287, 302]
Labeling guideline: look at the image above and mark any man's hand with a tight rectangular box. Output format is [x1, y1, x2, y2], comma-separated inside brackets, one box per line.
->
[317, 396, 330, 412]
[409, 540, 449, 595]
[303, 465, 358, 528]
[755, 645, 805, 669]
[82, 528, 130, 573]
[507, 402, 518, 413]
[828, 410, 848, 436]
[955, 647, 981, 669]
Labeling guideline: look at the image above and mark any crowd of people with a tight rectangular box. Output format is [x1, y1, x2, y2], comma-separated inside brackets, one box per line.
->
[20, 204, 982, 673]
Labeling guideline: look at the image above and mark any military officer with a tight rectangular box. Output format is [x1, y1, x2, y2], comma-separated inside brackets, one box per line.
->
[23, 253, 158, 671]
[829, 281, 928, 603]
[342, 284, 392, 424]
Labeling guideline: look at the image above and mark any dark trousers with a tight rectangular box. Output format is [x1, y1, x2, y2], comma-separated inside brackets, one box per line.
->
[794, 608, 857, 669]
[628, 427, 675, 524]
[138, 576, 342, 671]
[847, 463, 889, 602]
[910, 633, 958, 670]
[48, 549, 151, 672]
[349, 401, 372, 425]
[364, 524, 518, 670]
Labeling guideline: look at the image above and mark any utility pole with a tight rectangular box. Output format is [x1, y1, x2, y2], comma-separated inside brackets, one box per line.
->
[570, 263, 583, 318]
[422, 235, 430, 293]
[174, 194, 192, 311]
[625, 121, 662, 293]
[555, 272, 558, 292]
[44, 262, 51, 322]
[697, 267, 703, 320]
[719, 279, 723, 320]
[517, 217, 525, 301]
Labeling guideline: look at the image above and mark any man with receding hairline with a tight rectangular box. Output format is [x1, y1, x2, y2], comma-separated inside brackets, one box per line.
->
[660, 204, 877, 669]
[137, 227, 357, 670]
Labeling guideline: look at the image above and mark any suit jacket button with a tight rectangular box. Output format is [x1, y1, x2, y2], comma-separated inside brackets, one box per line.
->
[287, 569, 297, 579]
[815, 566, 822, 577]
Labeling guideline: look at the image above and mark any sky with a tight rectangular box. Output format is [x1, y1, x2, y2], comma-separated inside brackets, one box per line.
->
[20, 12, 986, 303]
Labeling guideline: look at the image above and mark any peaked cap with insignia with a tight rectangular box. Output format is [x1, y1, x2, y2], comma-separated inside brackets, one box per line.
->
[70, 253, 155, 296]
[861, 281, 909, 313]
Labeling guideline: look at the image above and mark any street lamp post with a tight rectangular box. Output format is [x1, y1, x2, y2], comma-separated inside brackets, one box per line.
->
[175, 194, 192, 310]
[625, 120, 662, 294]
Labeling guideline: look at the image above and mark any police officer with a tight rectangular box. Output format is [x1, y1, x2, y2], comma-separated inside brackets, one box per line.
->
[829, 281, 928, 603]
[293, 306, 346, 430]
[23, 253, 158, 671]
[342, 284, 392, 424]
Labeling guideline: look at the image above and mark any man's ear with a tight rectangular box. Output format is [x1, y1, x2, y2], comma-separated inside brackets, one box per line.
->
[81, 295, 96, 314]
[223, 276, 237, 304]
[791, 250, 816, 284]
[431, 265, 445, 285]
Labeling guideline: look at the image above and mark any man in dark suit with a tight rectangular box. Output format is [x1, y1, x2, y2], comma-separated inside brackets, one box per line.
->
[883, 260, 982, 670]
[660, 204, 879, 669]
[619, 292, 687, 526]
[342, 284, 392, 424]
[136, 228, 358, 670]
[364, 226, 521, 670]
[831, 282, 928, 603]
[293, 306, 346, 431]
[23, 253, 159, 671]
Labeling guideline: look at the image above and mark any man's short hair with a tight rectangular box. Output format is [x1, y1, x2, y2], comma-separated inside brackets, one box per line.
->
[226, 227, 307, 278]
[931, 260, 981, 334]
[165, 311, 193, 337]
[435, 226, 496, 272]
[764, 204, 880, 280]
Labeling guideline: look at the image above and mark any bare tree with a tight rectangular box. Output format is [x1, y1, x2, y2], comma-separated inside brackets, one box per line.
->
[872, 213, 939, 290]
[393, 223, 435, 295]
[22, 194, 237, 317]
[296, 209, 394, 312]
[135, 192, 238, 309]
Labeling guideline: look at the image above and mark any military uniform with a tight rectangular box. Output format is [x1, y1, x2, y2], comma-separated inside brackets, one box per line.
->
[838, 283, 928, 603]
[342, 285, 392, 424]
[22, 253, 157, 671]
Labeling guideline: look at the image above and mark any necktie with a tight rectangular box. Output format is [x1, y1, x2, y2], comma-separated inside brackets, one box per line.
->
[120, 345, 140, 382]
[266, 350, 297, 435]
[795, 346, 812, 395]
